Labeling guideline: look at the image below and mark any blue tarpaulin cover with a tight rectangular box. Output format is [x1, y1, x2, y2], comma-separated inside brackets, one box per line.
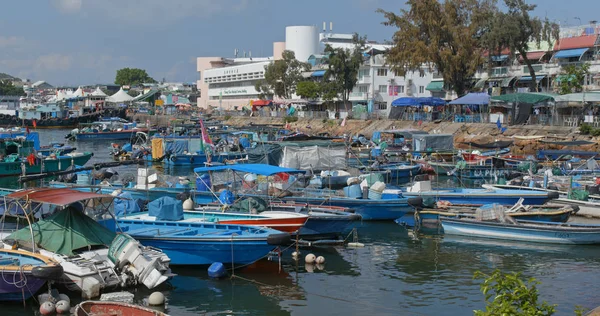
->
[449, 93, 490, 105]
[148, 196, 183, 221]
[26, 132, 40, 150]
[165, 140, 189, 155]
[194, 164, 305, 176]
[114, 192, 140, 216]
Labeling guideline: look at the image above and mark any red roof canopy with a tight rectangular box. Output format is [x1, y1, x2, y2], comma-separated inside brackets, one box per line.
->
[554, 35, 598, 50]
[253, 100, 273, 107]
[7, 188, 115, 206]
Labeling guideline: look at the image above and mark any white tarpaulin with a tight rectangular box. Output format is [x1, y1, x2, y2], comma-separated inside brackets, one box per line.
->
[280, 146, 346, 170]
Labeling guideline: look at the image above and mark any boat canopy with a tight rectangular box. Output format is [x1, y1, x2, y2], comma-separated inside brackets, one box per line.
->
[194, 164, 305, 176]
[7, 207, 116, 256]
[6, 188, 115, 207]
[461, 140, 514, 149]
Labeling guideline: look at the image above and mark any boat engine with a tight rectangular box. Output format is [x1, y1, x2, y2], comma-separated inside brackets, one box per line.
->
[108, 234, 171, 289]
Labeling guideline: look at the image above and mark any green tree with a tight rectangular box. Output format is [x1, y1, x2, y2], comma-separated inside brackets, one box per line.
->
[296, 81, 321, 100]
[114, 68, 156, 86]
[0, 80, 25, 96]
[559, 63, 590, 95]
[474, 270, 556, 316]
[323, 33, 366, 112]
[255, 50, 310, 100]
[483, 0, 560, 92]
[378, 0, 495, 96]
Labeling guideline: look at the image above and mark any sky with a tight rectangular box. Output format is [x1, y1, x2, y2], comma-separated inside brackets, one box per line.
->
[0, 0, 598, 86]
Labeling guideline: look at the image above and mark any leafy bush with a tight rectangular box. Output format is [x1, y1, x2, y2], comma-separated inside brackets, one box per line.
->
[283, 116, 298, 123]
[580, 124, 592, 135]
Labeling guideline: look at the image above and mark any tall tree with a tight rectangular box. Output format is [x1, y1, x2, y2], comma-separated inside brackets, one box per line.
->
[115, 68, 156, 86]
[255, 50, 310, 100]
[0, 80, 25, 96]
[484, 0, 560, 92]
[558, 63, 590, 95]
[378, 0, 494, 96]
[296, 81, 321, 100]
[323, 34, 366, 112]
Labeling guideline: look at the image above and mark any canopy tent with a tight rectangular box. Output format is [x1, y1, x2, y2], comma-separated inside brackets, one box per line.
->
[55, 90, 67, 101]
[107, 88, 134, 103]
[449, 93, 490, 105]
[391, 97, 445, 107]
[252, 100, 272, 107]
[555, 92, 600, 103]
[491, 93, 555, 104]
[71, 86, 87, 98]
[91, 87, 108, 97]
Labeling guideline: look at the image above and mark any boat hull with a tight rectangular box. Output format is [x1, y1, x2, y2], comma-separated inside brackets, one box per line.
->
[75, 129, 149, 141]
[0, 153, 93, 177]
[441, 218, 600, 244]
[0, 250, 62, 301]
[402, 189, 550, 205]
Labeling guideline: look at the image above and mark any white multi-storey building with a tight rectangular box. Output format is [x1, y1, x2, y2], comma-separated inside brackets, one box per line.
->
[196, 24, 439, 114]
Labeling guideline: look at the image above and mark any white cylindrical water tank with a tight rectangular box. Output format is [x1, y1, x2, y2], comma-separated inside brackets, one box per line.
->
[285, 26, 319, 62]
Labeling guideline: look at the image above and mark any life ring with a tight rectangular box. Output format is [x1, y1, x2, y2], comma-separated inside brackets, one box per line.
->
[0, 114, 5, 119]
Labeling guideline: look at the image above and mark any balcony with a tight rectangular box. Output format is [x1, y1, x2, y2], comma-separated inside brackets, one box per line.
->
[349, 92, 366, 100]
[358, 76, 371, 84]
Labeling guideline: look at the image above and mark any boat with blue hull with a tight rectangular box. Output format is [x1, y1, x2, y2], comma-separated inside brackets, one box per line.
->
[102, 218, 289, 266]
[0, 249, 63, 301]
[398, 180, 557, 206]
[440, 217, 600, 245]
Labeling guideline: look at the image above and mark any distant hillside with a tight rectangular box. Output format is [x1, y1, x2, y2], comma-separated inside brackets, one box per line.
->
[0, 73, 17, 80]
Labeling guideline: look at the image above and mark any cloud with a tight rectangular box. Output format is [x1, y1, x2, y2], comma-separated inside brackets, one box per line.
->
[50, 0, 247, 23]
[0, 36, 27, 48]
[51, 0, 82, 14]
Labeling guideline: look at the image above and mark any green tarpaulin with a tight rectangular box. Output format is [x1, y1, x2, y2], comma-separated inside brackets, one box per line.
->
[491, 93, 555, 104]
[7, 207, 116, 256]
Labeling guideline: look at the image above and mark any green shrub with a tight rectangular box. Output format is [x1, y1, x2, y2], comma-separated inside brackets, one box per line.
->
[283, 116, 298, 123]
[580, 124, 592, 135]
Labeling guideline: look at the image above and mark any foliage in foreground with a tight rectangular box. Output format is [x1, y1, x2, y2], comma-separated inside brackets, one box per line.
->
[474, 270, 556, 316]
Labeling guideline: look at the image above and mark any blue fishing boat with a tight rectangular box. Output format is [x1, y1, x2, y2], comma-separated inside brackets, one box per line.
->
[440, 217, 600, 245]
[105, 196, 290, 266]
[374, 163, 421, 182]
[399, 180, 557, 205]
[193, 164, 422, 221]
[0, 249, 63, 301]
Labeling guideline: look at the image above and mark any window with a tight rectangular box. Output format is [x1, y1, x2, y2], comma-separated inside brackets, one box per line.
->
[377, 68, 388, 76]
[419, 69, 425, 77]
[419, 86, 425, 94]
[398, 85, 405, 94]
[378, 85, 387, 93]
[359, 86, 368, 93]
[394, 70, 403, 77]
[378, 102, 387, 110]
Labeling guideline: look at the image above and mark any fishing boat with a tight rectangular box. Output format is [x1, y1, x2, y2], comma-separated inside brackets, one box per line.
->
[398, 179, 557, 205]
[0, 249, 63, 301]
[440, 217, 600, 245]
[0, 188, 173, 299]
[193, 164, 422, 220]
[68, 119, 150, 141]
[105, 196, 291, 266]
[0, 152, 93, 177]
[370, 162, 422, 183]
[74, 301, 168, 316]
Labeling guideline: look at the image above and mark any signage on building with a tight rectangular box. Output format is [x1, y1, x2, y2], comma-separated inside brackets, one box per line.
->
[222, 89, 248, 95]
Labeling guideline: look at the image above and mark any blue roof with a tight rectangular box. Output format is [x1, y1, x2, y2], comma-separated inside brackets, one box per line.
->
[311, 70, 326, 77]
[449, 92, 490, 105]
[194, 164, 306, 176]
[554, 48, 589, 59]
[391, 97, 446, 107]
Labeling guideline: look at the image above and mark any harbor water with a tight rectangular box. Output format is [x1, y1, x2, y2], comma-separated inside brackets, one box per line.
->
[3, 129, 600, 315]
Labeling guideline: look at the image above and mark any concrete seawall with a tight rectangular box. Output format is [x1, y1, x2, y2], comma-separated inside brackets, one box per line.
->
[129, 114, 598, 154]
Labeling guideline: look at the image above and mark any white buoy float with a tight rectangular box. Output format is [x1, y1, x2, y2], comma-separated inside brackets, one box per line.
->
[316, 256, 325, 264]
[183, 198, 194, 210]
[55, 300, 71, 314]
[305, 253, 316, 264]
[58, 293, 70, 303]
[305, 263, 315, 273]
[316, 263, 325, 271]
[148, 292, 165, 306]
[39, 301, 56, 315]
[292, 251, 300, 260]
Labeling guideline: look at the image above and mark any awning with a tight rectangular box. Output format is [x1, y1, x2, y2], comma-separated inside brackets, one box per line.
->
[491, 92, 555, 104]
[449, 92, 490, 105]
[252, 100, 272, 106]
[474, 78, 487, 89]
[425, 80, 444, 92]
[491, 55, 509, 62]
[518, 75, 546, 83]
[311, 70, 326, 77]
[519, 51, 549, 62]
[553, 48, 589, 59]
[555, 75, 575, 83]
[501, 76, 517, 87]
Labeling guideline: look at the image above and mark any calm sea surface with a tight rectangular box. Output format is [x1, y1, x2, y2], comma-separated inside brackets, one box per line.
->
[3, 129, 600, 315]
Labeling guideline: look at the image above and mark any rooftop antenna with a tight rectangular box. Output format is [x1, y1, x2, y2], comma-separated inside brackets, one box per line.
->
[330, 22, 333, 32]
[322, 22, 326, 32]
[249, 51, 252, 58]
[234, 48, 238, 58]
